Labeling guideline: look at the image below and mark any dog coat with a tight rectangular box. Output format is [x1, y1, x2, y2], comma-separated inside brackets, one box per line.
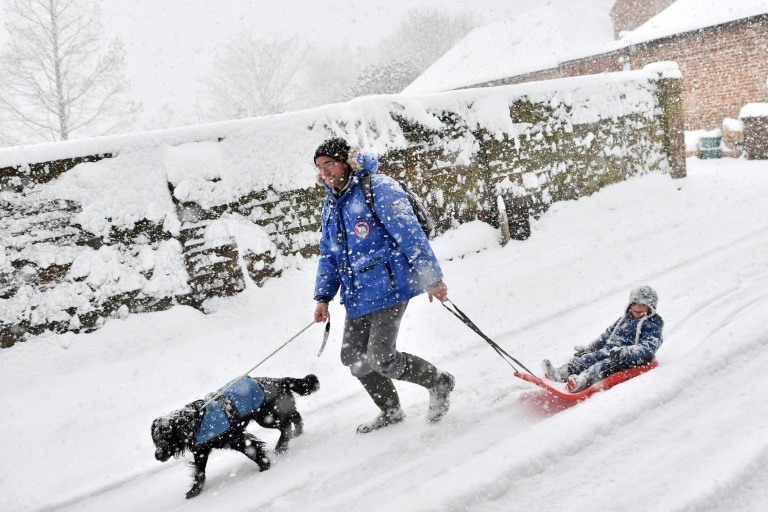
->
[195, 376, 265, 444]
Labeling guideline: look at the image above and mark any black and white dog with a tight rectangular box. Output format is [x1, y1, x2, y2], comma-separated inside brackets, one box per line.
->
[151, 374, 319, 498]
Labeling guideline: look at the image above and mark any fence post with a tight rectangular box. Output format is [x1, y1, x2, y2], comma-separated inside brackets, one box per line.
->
[656, 77, 687, 179]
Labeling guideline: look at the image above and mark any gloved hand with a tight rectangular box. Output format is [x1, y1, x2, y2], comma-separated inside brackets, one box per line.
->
[573, 345, 590, 356]
[609, 346, 626, 362]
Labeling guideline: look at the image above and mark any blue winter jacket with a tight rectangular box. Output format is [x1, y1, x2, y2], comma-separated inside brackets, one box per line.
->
[313, 153, 443, 318]
[587, 313, 664, 366]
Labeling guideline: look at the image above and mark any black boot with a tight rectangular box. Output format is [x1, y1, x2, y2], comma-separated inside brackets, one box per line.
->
[398, 353, 438, 388]
[356, 372, 405, 434]
[398, 354, 455, 422]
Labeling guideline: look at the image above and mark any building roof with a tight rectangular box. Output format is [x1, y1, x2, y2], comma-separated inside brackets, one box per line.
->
[403, 1, 615, 94]
[611, 0, 768, 49]
[404, 0, 768, 94]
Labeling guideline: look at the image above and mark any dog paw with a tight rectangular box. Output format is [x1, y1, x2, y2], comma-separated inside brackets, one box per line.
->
[186, 486, 203, 499]
[258, 456, 271, 472]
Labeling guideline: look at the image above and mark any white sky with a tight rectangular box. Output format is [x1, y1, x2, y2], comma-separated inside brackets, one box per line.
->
[0, 0, 545, 127]
[4, 1, 766, 131]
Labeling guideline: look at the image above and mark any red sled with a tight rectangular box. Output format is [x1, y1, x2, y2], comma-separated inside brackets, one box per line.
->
[514, 359, 659, 401]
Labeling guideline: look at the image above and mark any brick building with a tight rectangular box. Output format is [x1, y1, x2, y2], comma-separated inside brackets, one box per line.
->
[610, 0, 676, 37]
[408, 0, 768, 132]
[561, 10, 768, 130]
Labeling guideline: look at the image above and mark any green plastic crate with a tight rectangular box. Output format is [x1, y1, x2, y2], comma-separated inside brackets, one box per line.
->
[699, 135, 721, 159]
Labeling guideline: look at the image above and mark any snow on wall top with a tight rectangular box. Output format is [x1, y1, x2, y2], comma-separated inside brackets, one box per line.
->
[1, 63, 677, 231]
[740, 103, 768, 118]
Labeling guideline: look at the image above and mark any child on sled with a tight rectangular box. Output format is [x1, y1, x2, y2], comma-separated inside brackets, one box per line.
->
[542, 285, 664, 393]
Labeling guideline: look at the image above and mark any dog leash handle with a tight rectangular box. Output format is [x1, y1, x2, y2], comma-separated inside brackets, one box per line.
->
[317, 321, 330, 357]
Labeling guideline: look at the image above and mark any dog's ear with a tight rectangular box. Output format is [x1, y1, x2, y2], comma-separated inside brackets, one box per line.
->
[151, 417, 167, 441]
[167, 404, 202, 442]
[152, 414, 179, 439]
[178, 405, 200, 425]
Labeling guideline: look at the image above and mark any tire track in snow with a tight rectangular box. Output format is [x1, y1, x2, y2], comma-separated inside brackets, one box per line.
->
[389, 288, 768, 512]
[34, 465, 172, 512]
[437, 224, 768, 373]
[673, 445, 768, 512]
[696, 446, 768, 512]
[234, 280, 768, 512]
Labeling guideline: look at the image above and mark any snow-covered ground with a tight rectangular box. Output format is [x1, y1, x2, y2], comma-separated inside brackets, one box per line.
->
[2, 157, 768, 512]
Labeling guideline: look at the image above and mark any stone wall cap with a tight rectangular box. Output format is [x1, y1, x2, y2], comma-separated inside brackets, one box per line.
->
[643, 61, 682, 79]
[739, 103, 768, 118]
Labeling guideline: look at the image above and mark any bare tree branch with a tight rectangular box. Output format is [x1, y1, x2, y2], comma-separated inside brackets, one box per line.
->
[0, 0, 141, 144]
[202, 31, 308, 121]
[346, 9, 477, 98]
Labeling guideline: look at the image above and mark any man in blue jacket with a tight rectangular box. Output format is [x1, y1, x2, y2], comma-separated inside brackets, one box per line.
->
[542, 285, 664, 392]
[312, 137, 454, 434]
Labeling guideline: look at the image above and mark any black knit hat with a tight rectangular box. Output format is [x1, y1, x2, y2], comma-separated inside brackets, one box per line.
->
[314, 137, 350, 164]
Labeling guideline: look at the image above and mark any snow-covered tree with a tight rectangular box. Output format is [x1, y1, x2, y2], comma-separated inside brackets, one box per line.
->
[202, 31, 307, 120]
[0, 0, 140, 144]
[347, 9, 476, 98]
[379, 9, 477, 75]
[291, 48, 363, 111]
[346, 59, 420, 99]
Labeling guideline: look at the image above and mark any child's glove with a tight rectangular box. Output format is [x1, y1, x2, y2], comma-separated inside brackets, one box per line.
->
[573, 345, 590, 356]
[609, 346, 627, 362]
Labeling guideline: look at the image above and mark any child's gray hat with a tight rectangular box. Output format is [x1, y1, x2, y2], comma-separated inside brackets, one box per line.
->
[627, 285, 658, 315]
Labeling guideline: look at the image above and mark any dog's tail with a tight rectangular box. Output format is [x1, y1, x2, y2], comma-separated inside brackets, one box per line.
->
[280, 374, 320, 396]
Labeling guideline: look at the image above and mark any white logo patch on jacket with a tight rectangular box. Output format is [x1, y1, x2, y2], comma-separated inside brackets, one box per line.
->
[353, 221, 371, 238]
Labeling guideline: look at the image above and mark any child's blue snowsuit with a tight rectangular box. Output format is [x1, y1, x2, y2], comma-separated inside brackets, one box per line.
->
[564, 312, 664, 385]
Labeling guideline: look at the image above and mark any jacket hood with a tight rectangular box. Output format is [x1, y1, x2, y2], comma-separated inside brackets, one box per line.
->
[626, 285, 658, 316]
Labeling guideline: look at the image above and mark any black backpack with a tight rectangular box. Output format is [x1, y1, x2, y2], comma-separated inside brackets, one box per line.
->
[360, 174, 436, 239]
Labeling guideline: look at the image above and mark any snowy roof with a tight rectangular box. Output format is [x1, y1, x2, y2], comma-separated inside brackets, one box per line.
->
[610, 0, 768, 49]
[403, 1, 615, 94]
[405, 0, 768, 94]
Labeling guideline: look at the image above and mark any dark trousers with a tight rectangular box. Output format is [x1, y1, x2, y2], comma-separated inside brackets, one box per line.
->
[341, 301, 408, 379]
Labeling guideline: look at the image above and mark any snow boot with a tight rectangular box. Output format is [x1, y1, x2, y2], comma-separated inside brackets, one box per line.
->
[398, 353, 455, 422]
[542, 359, 567, 382]
[356, 407, 406, 434]
[357, 372, 405, 434]
[427, 371, 455, 422]
[567, 373, 589, 393]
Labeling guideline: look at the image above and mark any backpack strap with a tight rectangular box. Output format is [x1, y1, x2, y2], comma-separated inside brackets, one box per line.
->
[360, 173, 383, 226]
[361, 173, 435, 239]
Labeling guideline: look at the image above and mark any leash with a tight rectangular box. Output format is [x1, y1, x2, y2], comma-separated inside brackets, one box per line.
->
[317, 320, 331, 357]
[200, 320, 329, 410]
[242, 320, 326, 375]
[441, 300, 536, 377]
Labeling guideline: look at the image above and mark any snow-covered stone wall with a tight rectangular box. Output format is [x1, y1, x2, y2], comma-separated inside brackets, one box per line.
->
[0, 63, 684, 347]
